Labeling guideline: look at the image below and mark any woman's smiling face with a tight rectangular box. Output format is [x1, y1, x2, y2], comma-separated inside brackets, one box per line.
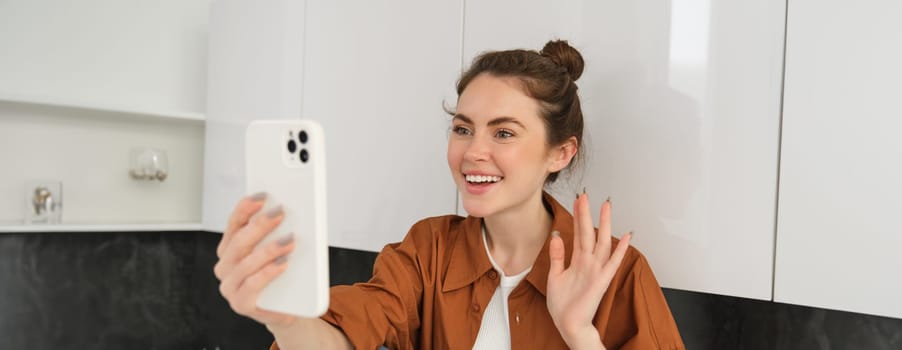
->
[447, 73, 572, 218]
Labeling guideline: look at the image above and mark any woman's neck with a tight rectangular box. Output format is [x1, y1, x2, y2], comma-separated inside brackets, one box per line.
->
[482, 189, 553, 276]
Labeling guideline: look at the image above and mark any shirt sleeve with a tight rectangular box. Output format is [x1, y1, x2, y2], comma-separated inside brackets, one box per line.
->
[600, 250, 686, 350]
[269, 219, 443, 350]
[319, 239, 424, 350]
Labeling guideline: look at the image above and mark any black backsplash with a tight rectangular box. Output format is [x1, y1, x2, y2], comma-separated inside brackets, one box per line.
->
[1, 231, 900, 350]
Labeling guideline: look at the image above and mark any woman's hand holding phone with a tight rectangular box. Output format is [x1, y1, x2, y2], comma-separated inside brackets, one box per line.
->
[214, 193, 298, 328]
[213, 194, 353, 350]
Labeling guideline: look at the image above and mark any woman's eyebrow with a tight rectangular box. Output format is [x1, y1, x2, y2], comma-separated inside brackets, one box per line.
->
[452, 114, 473, 124]
[487, 116, 526, 129]
[453, 114, 526, 129]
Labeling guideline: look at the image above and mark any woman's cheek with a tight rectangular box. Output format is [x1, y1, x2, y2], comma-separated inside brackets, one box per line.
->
[446, 142, 464, 172]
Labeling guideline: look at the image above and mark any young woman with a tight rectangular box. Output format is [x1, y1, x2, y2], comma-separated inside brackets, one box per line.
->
[214, 40, 685, 350]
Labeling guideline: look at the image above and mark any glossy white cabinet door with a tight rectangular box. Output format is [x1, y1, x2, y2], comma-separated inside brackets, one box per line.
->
[0, 0, 209, 115]
[203, 0, 307, 232]
[775, 0, 902, 319]
[301, 1, 461, 251]
[464, 0, 785, 300]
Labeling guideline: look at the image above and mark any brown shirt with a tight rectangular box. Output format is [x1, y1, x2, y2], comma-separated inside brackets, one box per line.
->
[273, 193, 684, 349]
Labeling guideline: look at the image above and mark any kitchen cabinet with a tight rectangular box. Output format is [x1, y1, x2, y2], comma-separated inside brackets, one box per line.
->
[203, 0, 460, 252]
[774, 0, 902, 319]
[202, 0, 307, 233]
[0, 0, 210, 119]
[300, 1, 461, 250]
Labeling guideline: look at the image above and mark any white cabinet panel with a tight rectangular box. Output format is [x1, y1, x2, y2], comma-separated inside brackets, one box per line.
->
[464, 0, 785, 300]
[775, 0, 902, 319]
[301, 1, 461, 251]
[203, 0, 306, 232]
[0, 0, 210, 115]
[204, 1, 459, 248]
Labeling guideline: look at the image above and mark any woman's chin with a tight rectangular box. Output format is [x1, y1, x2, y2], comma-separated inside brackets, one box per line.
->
[461, 199, 494, 218]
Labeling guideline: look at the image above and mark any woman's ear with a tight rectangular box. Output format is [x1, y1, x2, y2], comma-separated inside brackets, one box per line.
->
[548, 136, 579, 173]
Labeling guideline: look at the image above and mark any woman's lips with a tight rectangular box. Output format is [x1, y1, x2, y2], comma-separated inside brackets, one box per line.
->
[464, 178, 501, 195]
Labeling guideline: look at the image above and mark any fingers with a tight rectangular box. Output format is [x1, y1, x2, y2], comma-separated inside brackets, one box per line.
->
[214, 195, 299, 326]
[576, 193, 596, 254]
[548, 231, 565, 277]
[594, 198, 613, 260]
[228, 257, 291, 316]
[571, 196, 582, 253]
[227, 205, 285, 258]
[216, 205, 285, 281]
[218, 192, 268, 258]
[220, 235, 295, 298]
[604, 232, 632, 272]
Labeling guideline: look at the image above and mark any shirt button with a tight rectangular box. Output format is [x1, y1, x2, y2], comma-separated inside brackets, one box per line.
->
[471, 303, 480, 312]
[488, 271, 498, 279]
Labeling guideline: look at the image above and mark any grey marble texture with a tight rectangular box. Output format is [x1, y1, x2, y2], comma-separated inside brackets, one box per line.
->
[1, 231, 901, 350]
[664, 288, 902, 350]
[0, 232, 270, 350]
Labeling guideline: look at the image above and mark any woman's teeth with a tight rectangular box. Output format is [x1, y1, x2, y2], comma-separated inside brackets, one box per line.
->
[466, 175, 502, 183]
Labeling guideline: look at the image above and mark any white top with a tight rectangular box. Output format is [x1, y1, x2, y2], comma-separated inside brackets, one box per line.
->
[472, 227, 533, 350]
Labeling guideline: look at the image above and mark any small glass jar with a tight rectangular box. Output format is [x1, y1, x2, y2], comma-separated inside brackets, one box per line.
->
[129, 147, 169, 181]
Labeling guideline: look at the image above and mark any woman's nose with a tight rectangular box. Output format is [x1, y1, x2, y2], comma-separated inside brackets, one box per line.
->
[464, 135, 491, 162]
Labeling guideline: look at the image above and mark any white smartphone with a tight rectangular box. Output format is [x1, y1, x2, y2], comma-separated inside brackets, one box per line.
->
[245, 119, 329, 318]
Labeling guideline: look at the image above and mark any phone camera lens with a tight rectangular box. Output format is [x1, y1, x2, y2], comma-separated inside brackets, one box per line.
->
[287, 140, 297, 153]
[300, 149, 309, 163]
[298, 130, 308, 144]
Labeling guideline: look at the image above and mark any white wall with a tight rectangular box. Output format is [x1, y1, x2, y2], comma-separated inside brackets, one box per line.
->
[775, 0, 902, 319]
[0, 102, 204, 225]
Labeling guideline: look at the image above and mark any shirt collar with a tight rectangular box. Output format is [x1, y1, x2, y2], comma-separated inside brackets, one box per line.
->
[441, 191, 574, 296]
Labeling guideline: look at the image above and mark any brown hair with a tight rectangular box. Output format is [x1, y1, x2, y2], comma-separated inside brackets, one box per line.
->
[449, 39, 585, 184]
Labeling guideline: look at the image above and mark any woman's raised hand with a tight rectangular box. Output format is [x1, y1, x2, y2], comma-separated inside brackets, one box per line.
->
[214, 193, 298, 327]
[546, 193, 631, 349]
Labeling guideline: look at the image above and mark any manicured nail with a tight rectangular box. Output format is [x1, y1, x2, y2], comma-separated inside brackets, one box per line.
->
[551, 230, 560, 238]
[274, 255, 288, 265]
[250, 192, 267, 201]
[628, 230, 634, 237]
[277, 235, 294, 246]
[582, 187, 586, 194]
[266, 205, 284, 218]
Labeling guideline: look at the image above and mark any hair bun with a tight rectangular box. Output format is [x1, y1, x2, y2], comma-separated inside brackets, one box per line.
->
[540, 40, 584, 81]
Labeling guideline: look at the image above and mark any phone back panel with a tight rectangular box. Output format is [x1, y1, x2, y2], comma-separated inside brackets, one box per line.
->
[245, 120, 329, 317]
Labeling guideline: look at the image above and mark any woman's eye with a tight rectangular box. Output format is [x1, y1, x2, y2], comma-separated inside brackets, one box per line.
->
[495, 129, 514, 139]
[452, 126, 472, 136]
